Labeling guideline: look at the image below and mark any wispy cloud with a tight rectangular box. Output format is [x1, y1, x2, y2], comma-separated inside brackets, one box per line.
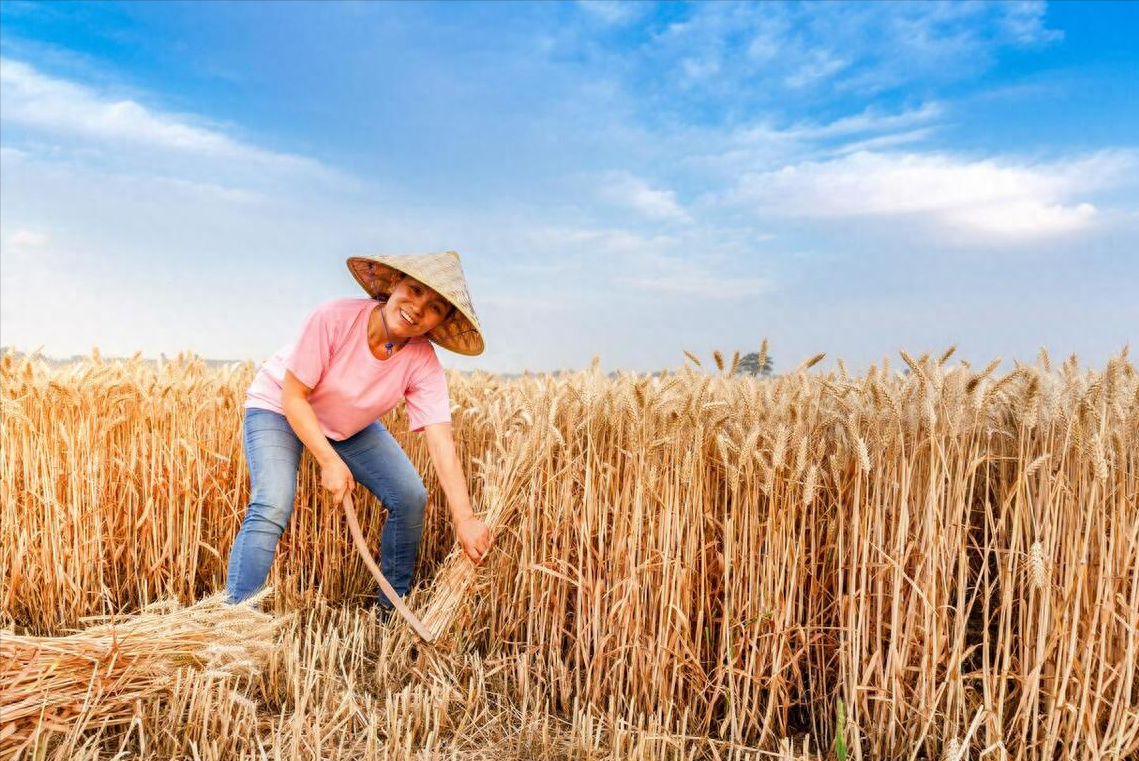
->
[672, 102, 944, 182]
[598, 171, 691, 222]
[784, 49, 849, 89]
[731, 149, 1138, 241]
[623, 1, 1064, 113]
[577, 0, 641, 26]
[0, 57, 325, 173]
[510, 222, 769, 299]
[832, 128, 938, 156]
[788, 103, 944, 140]
[998, 0, 1065, 45]
[616, 249, 771, 298]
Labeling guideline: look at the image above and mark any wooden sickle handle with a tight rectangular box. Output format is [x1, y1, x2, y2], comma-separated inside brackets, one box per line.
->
[341, 491, 435, 643]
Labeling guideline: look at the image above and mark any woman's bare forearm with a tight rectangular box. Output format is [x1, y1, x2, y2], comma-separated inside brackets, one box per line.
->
[281, 394, 339, 466]
[423, 423, 474, 524]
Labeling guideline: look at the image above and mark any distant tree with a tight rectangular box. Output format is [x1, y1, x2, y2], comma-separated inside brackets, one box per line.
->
[735, 352, 774, 377]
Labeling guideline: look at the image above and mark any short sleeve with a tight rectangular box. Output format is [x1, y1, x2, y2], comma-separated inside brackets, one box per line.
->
[283, 303, 337, 389]
[405, 349, 452, 433]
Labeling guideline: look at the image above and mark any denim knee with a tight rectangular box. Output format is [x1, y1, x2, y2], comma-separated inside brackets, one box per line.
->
[388, 481, 428, 525]
[246, 480, 297, 535]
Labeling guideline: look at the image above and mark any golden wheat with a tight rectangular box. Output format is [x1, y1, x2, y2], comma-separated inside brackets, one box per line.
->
[1, 346, 1136, 760]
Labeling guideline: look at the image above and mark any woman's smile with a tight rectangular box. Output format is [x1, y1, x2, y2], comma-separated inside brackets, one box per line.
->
[379, 275, 452, 341]
[385, 302, 424, 336]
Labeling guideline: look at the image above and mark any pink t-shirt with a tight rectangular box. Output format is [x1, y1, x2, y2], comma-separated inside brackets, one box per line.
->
[244, 298, 452, 440]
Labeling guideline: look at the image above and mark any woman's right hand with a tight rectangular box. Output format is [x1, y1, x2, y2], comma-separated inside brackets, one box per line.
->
[321, 456, 355, 505]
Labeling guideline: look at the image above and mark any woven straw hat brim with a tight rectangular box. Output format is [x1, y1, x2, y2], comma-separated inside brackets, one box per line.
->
[346, 251, 485, 356]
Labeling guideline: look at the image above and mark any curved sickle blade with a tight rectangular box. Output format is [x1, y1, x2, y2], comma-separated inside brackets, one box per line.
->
[341, 492, 435, 643]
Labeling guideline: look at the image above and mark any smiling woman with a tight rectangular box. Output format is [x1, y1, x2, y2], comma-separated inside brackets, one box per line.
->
[226, 250, 493, 616]
[370, 276, 457, 356]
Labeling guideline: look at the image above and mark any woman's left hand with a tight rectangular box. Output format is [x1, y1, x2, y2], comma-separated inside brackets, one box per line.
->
[456, 516, 495, 566]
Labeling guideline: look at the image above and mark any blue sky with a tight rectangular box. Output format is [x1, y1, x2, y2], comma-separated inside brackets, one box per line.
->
[1, 0, 1136, 374]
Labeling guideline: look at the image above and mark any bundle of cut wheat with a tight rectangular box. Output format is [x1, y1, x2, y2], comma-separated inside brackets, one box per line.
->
[0, 589, 281, 757]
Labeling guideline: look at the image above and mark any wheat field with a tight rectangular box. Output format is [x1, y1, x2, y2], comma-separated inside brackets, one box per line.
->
[1, 345, 1136, 760]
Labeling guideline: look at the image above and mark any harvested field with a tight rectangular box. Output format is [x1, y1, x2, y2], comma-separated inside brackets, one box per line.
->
[1, 346, 1137, 760]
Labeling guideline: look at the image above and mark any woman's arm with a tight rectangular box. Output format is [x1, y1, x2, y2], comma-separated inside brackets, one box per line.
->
[282, 369, 355, 503]
[423, 421, 494, 564]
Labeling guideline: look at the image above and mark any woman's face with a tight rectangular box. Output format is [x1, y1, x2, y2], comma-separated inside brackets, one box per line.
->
[383, 276, 453, 338]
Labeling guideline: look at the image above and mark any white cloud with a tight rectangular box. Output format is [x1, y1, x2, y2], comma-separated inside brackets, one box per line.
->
[632, 1, 1063, 103]
[784, 49, 849, 89]
[680, 56, 720, 83]
[998, 1, 1064, 45]
[832, 128, 937, 156]
[731, 149, 1138, 241]
[788, 102, 943, 140]
[598, 171, 691, 222]
[0, 57, 323, 172]
[674, 102, 944, 183]
[577, 0, 640, 25]
[7, 229, 50, 248]
[951, 200, 1096, 237]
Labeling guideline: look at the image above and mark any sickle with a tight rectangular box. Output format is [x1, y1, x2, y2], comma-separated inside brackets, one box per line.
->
[341, 491, 435, 643]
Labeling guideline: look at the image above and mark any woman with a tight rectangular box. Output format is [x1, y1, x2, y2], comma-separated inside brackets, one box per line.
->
[225, 250, 494, 615]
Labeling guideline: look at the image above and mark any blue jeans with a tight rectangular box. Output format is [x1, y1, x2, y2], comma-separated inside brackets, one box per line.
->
[225, 407, 428, 610]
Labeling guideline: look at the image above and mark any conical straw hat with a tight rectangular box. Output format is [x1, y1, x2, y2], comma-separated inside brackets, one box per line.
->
[346, 251, 485, 356]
